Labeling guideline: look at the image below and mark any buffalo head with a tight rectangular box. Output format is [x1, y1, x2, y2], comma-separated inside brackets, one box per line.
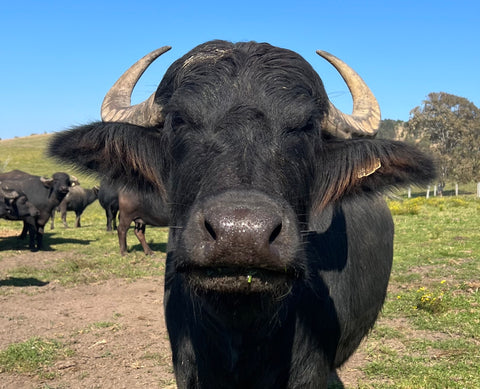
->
[49, 40, 435, 387]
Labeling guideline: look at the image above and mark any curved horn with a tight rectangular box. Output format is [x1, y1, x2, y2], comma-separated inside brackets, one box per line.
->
[0, 186, 19, 199]
[70, 175, 79, 186]
[40, 176, 54, 187]
[316, 50, 381, 138]
[101, 46, 172, 127]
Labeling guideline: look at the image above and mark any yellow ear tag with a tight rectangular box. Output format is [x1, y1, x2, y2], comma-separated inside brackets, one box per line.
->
[358, 158, 381, 178]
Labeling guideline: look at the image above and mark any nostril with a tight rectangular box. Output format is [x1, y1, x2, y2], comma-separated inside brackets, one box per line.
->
[204, 219, 217, 240]
[269, 223, 282, 244]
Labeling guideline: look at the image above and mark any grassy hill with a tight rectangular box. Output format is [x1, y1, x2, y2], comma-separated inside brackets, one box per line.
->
[0, 133, 97, 187]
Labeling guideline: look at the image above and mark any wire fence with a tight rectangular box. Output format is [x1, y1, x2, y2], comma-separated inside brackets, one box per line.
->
[405, 182, 480, 198]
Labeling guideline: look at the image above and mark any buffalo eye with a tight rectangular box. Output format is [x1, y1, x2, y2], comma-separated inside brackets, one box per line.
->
[170, 114, 187, 130]
[299, 119, 316, 133]
[284, 119, 316, 136]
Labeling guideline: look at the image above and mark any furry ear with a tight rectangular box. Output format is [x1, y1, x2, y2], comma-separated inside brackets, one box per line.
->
[48, 122, 167, 198]
[313, 139, 436, 210]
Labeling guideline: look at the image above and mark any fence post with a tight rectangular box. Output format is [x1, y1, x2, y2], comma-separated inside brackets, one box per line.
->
[408, 187, 411, 198]
[477, 182, 480, 198]
[426, 185, 430, 199]
[455, 183, 459, 196]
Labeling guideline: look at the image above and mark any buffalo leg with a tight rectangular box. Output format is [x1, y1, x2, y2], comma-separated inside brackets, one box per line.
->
[35, 224, 44, 250]
[112, 209, 118, 230]
[50, 209, 56, 229]
[19, 221, 28, 239]
[20, 220, 37, 251]
[25, 222, 37, 250]
[106, 208, 118, 231]
[117, 213, 130, 256]
[74, 211, 81, 228]
[62, 210, 69, 228]
[105, 209, 113, 231]
[134, 221, 154, 255]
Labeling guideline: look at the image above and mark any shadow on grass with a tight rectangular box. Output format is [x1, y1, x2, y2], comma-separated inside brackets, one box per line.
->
[44, 235, 94, 247]
[0, 277, 49, 287]
[0, 234, 95, 252]
[129, 242, 168, 255]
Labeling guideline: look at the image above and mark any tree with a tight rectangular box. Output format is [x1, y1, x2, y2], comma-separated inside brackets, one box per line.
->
[405, 92, 480, 189]
[377, 119, 405, 140]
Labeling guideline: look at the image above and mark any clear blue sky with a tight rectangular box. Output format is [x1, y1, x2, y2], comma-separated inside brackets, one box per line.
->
[1, 0, 478, 140]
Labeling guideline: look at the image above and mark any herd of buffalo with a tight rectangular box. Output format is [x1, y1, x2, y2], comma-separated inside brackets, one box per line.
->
[3, 41, 435, 387]
[0, 170, 162, 254]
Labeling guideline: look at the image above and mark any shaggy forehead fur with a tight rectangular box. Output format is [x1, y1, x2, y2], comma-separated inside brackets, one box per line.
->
[155, 40, 330, 131]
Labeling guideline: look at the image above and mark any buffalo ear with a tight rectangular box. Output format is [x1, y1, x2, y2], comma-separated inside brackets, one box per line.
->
[313, 139, 436, 210]
[48, 122, 167, 197]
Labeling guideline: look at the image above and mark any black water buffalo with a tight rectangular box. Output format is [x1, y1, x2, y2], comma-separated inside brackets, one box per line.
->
[49, 41, 435, 388]
[98, 180, 169, 255]
[0, 185, 40, 246]
[0, 187, 16, 219]
[0, 170, 76, 250]
[50, 185, 99, 228]
[0, 185, 39, 220]
[98, 180, 119, 231]
[117, 188, 169, 255]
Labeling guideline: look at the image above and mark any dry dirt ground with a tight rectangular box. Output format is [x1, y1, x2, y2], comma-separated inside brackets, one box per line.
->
[0, 250, 367, 389]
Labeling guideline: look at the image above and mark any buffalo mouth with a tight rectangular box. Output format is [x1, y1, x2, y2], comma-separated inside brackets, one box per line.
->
[181, 265, 298, 294]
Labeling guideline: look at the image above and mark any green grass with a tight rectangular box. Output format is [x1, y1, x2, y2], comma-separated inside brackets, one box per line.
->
[0, 337, 73, 375]
[0, 203, 169, 287]
[355, 196, 480, 388]
[1, 134, 169, 285]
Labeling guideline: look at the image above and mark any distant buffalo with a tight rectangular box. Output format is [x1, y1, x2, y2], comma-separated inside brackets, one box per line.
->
[0, 170, 76, 250]
[98, 180, 168, 255]
[49, 41, 435, 387]
[98, 180, 119, 231]
[117, 188, 169, 255]
[51, 185, 99, 229]
[0, 184, 39, 220]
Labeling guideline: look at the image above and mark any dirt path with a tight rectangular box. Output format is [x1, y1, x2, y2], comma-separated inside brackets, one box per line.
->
[0, 275, 175, 388]
[0, 250, 366, 388]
